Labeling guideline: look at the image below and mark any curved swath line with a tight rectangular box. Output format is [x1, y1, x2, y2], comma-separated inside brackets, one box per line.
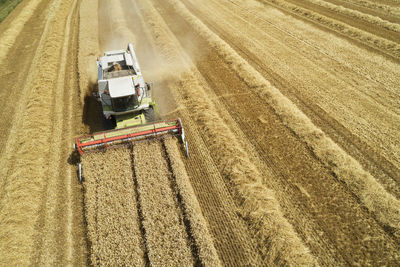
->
[0, 0, 43, 64]
[258, 0, 400, 60]
[0, 0, 61, 210]
[33, 0, 79, 264]
[225, 0, 400, 98]
[170, 0, 400, 236]
[138, 0, 317, 265]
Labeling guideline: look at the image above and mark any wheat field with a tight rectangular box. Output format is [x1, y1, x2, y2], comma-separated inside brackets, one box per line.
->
[0, 0, 399, 265]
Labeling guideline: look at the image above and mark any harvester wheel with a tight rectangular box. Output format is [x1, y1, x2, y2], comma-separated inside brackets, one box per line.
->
[144, 106, 155, 123]
[78, 163, 82, 183]
[102, 114, 116, 130]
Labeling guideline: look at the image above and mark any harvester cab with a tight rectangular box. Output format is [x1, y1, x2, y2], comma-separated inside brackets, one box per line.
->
[96, 43, 155, 129]
[74, 43, 189, 182]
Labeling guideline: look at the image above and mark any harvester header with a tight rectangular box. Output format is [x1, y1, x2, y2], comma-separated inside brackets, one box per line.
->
[75, 118, 188, 156]
[74, 43, 188, 182]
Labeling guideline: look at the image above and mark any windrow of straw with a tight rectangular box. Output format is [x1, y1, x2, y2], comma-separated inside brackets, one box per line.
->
[259, 0, 400, 59]
[82, 147, 146, 267]
[164, 138, 222, 267]
[168, 0, 400, 237]
[138, 0, 317, 265]
[0, 0, 77, 265]
[177, 70, 317, 266]
[133, 141, 194, 266]
[303, 0, 400, 33]
[31, 0, 80, 264]
[132, 2, 266, 263]
[0, 0, 42, 63]
[77, 0, 99, 105]
[348, 0, 400, 17]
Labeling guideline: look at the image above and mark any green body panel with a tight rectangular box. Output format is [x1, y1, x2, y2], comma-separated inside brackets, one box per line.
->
[115, 113, 145, 129]
[140, 97, 152, 105]
[115, 101, 158, 129]
[103, 105, 112, 111]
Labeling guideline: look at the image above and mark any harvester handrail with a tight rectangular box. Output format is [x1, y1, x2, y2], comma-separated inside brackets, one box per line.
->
[75, 118, 184, 155]
[76, 118, 180, 139]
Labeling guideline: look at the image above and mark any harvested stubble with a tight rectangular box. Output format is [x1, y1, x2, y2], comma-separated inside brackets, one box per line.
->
[133, 141, 194, 266]
[0, 0, 77, 264]
[82, 147, 146, 266]
[304, 0, 400, 33]
[168, 0, 400, 238]
[138, 0, 316, 265]
[131, 1, 264, 265]
[164, 138, 222, 267]
[99, 0, 137, 51]
[78, 0, 99, 104]
[0, 0, 42, 63]
[179, 71, 317, 266]
[349, 0, 400, 16]
[261, 0, 400, 58]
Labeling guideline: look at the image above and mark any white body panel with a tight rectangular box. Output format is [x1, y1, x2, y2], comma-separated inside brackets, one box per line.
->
[124, 52, 134, 66]
[96, 43, 152, 119]
[108, 77, 135, 98]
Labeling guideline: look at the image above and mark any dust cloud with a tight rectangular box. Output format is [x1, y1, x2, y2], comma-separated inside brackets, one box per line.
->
[98, 0, 205, 117]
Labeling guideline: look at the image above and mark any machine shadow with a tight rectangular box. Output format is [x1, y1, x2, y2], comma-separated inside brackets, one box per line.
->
[82, 81, 104, 133]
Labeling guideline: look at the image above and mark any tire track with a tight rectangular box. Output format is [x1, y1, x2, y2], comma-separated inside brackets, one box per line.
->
[157, 1, 400, 264]
[82, 147, 147, 266]
[78, 0, 99, 105]
[65, 4, 86, 263]
[226, 0, 400, 95]
[0, 0, 51, 156]
[0, 0, 61, 197]
[98, 0, 136, 51]
[285, 0, 400, 43]
[128, 12, 264, 265]
[325, 0, 400, 23]
[32, 0, 79, 263]
[258, 0, 400, 60]
[81, 139, 222, 265]
[162, 91, 264, 266]
[164, 0, 400, 240]
[121, 13, 259, 266]
[359, 0, 400, 8]
[0, 0, 77, 264]
[0, 0, 43, 63]
[163, 138, 222, 266]
[184, 0, 400, 197]
[133, 141, 194, 266]
[139, 0, 317, 264]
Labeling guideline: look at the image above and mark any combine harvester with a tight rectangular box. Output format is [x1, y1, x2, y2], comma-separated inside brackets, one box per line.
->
[74, 43, 188, 181]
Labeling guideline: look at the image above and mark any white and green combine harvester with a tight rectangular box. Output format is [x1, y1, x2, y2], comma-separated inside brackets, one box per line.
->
[74, 43, 188, 181]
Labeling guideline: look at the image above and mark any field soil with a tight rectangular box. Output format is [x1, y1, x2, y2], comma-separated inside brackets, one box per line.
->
[0, 0, 399, 265]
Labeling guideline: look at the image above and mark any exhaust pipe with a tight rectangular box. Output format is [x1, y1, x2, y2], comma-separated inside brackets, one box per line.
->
[128, 43, 141, 73]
